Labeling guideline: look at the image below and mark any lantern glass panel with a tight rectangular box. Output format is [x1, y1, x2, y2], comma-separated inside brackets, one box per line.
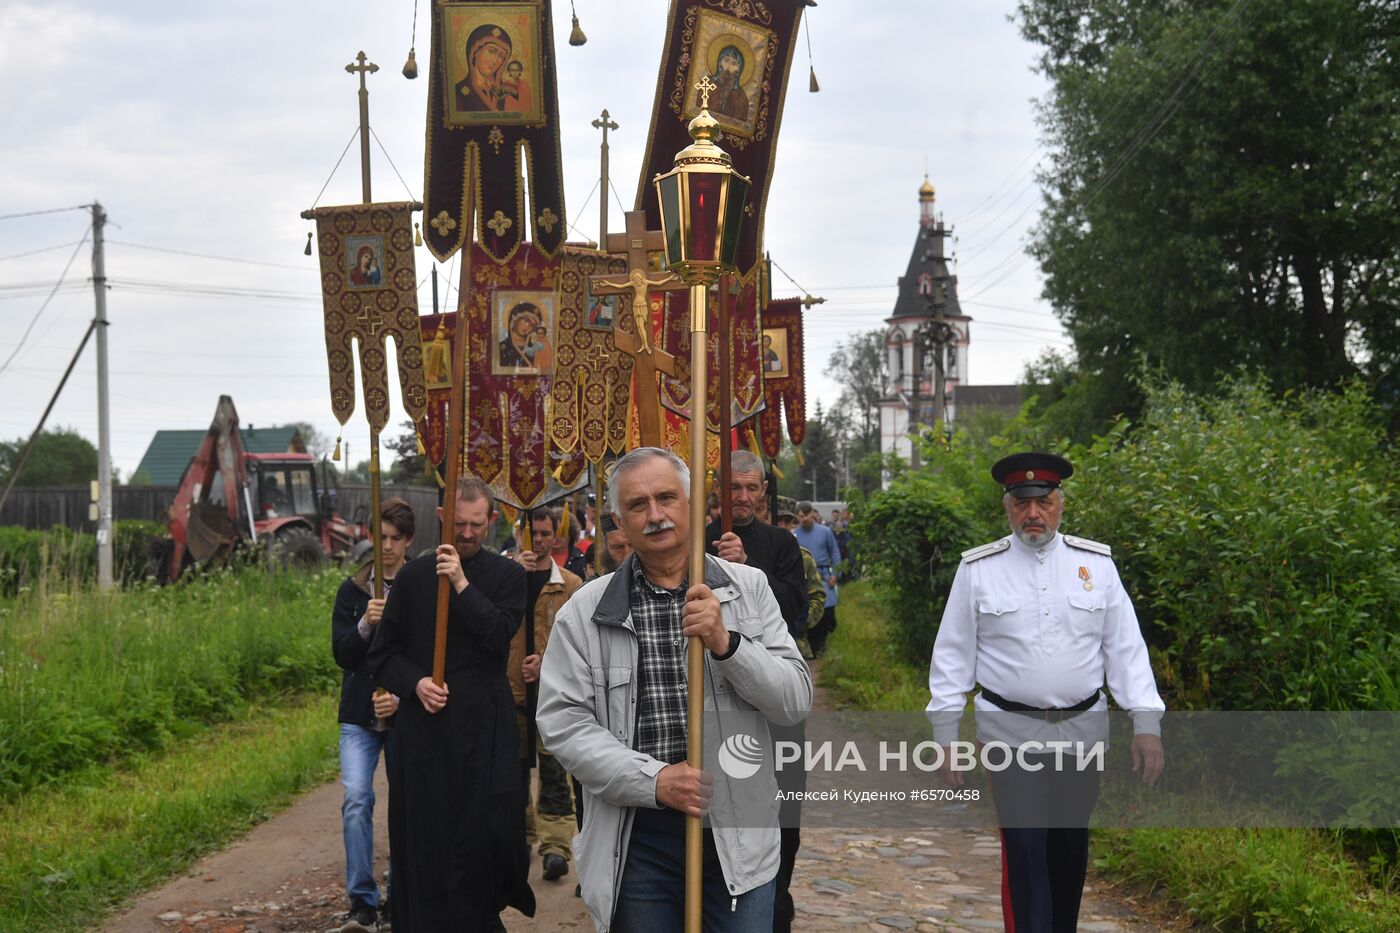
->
[657, 174, 684, 267]
[720, 174, 750, 269]
[686, 172, 723, 264]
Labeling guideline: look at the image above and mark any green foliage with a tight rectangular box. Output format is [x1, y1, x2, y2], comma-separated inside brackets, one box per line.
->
[386, 419, 440, 486]
[852, 471, 980, 661]
[1094, 828, 1400, 931]
[1016, 0, 1400, 432]
[0, 695, 339, 933]
[0, 567, 340, 800]
[815, 581, 928, 711]
[0, 521, 166, 593]
[0, 428, 98, 487]
[1067, 376, 1400, 711]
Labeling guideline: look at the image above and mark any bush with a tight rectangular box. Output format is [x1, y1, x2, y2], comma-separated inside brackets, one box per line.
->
[1067, 377, 1400, 712]
[0, 567, 340, 799]
[0, 521, 166, 592]
[853, 472, 980, 661]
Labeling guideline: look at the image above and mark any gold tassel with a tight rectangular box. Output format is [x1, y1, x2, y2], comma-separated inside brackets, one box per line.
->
[569, 13, 587, 46]
[416, 432, 427, 455]
[424, 321, 450, 386]
[745, 428, 763, 458]
[809, 65, 820, 93]
[771, 462, 785, 481]
[332, 433, 342, 461]
[795, 446, 806, 467]
[557, 503, 571, 543]
[402, 48, 418, 79]
[414, 221, 423, 246]
[521, 512, 533, 552]
[304, 231, 313, 256]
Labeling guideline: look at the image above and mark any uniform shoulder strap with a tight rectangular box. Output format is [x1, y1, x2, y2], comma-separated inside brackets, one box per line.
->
[960, 538, 1010, 563]
[1063, 534, 1112, 556]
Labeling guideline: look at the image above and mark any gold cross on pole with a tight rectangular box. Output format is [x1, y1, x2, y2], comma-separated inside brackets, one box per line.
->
[588, 211, 688, 447]
[345, 51, 379, 204]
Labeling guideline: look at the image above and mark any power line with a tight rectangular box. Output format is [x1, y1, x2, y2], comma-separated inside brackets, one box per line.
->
[0, 205, 90, 222]
[0, 228, 92, 377]
[0, 241, 86, 263]
[107, 239, 313, 272]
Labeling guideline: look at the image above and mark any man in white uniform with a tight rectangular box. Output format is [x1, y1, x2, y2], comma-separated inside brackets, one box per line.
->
[927, 452, 1165, 933]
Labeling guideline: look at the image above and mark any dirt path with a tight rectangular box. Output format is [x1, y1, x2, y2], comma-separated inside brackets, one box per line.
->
[102, 672, 1170, 932]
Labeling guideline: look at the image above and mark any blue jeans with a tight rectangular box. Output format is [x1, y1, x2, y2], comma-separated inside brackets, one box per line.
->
[612, 807, 775, 933]
[339, 723, 387, 908]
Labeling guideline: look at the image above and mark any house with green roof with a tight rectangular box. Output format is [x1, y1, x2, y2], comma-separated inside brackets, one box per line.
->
[132, 425, 306, 486]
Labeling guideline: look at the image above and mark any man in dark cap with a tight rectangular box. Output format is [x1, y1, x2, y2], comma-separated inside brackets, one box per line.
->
[926, 452, 1165, 933]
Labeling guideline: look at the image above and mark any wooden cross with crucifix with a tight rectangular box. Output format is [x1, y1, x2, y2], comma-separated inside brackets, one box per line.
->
[588, 210, 689, 446]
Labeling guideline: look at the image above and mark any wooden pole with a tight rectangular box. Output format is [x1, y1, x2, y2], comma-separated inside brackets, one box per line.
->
[369, 428, 383, 598]
[685, 282, 709, 933]
[433, 252, 472, 685]
[718, 278, 733, 535]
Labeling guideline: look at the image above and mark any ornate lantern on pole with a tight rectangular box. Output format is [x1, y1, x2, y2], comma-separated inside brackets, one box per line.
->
[652, 75, 751, 933]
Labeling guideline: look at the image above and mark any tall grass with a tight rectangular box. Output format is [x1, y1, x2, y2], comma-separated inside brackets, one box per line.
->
[0, 564, 341, 799]
[0, 694, 340, 933]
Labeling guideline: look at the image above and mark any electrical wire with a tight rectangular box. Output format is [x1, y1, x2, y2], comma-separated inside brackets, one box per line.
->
[0, 205, 90, 223]
[0, 242, 86, 263]
[106, 239, 312, 272]
[0, 227, 91, 377]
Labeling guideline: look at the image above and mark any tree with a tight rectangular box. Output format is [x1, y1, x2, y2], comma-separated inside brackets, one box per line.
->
[287, 421, 333, 460]
[796, 401, 841, 502]
[0, 427, 98, 486]
[1017, 0, 1400, 432]
[385, 420, 438, 487]
[824, 329, 887, 495]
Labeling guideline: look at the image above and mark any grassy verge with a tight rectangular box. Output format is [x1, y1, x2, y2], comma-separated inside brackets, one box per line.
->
[817, 581, 927, 709]
[824, 581, 1400, 931]
[0, 566, 341, 798]
[0, 692, 339, 933]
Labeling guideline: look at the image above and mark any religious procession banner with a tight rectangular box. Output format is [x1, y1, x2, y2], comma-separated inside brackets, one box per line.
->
[755, 296, 806, 456]
[551, 246, 634, 481]
[633, 0, 808, 434]
[422, 0, 568, 263]
[303, 201, 429, 431]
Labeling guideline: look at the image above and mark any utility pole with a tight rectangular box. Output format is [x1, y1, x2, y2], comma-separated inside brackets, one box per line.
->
[92, 202, 113, 590]
[591, 109, 619, 242]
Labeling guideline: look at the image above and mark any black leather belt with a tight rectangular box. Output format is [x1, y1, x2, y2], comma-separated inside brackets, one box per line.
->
[980, 688, 1101, 723]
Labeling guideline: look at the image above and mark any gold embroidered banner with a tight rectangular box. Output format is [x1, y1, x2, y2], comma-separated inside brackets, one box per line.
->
[304, 202, 428, 431]
[551, 246, 634, 477]
[423, 1, 568, 263]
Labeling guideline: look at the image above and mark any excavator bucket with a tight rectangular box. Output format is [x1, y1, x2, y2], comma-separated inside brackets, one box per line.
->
[186, 500, 236, 565]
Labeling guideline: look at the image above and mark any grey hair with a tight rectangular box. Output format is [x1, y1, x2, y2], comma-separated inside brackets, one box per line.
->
[730, 449, 765, 477]
[607, 447, 691, 517]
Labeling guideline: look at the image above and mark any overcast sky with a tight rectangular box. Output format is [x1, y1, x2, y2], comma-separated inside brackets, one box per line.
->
[0, 0, 1067, 477]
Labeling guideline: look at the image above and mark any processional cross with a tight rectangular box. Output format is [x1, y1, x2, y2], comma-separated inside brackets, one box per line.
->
[588, 210, 689, 446]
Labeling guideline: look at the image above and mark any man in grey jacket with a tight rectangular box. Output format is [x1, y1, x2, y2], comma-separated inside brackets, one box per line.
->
[537, 447, 813, 932]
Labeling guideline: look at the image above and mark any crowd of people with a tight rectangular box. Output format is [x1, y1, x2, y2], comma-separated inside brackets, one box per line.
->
[330, 448, 1164, 933]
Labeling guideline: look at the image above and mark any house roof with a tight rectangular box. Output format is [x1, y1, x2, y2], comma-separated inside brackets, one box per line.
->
[134, 426, 305, 485]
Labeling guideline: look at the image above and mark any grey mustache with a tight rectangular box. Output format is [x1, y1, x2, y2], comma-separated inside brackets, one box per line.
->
[643, 519, 677, 535]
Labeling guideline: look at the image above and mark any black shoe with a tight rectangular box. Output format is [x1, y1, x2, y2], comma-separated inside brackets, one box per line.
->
[574, 883, 581, 897]
[339, 905, 377, 933]
[542, 853, 568, 880]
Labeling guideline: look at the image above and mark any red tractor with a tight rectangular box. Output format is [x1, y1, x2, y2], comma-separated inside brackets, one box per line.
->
[154, 396, 370, 581]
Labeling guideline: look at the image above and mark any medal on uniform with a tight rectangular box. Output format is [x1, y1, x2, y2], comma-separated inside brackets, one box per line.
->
[1078, 566, 1093, 591]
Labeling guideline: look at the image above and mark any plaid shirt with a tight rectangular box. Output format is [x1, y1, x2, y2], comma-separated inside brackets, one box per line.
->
[629, 560, 689, 765]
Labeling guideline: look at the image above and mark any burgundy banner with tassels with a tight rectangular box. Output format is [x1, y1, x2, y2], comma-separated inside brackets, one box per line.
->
[756, 296, 806, 457]
[423, 1, 567, 263]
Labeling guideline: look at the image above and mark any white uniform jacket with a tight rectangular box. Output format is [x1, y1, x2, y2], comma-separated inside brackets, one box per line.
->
[926, 531, 1164, 746]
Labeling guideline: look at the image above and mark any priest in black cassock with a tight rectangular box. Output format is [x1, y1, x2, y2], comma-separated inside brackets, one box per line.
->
[705, 450, 807, 630]
[367, 476, 536, 932]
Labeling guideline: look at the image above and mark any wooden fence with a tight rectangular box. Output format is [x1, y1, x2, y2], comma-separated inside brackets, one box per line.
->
[1, 483, 445, 549]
